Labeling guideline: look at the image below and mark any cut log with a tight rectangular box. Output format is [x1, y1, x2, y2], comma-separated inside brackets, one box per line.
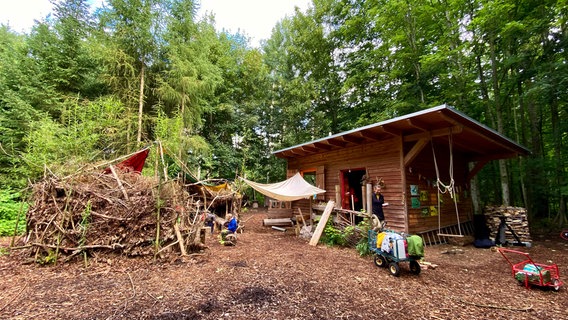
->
[271, 226, 286, 232]
[263, 218, 293, 227]
[484, 205, 531, 244]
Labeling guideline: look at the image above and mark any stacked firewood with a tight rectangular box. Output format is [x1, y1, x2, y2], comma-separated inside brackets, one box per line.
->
[24, 171, 205, 262]
[484, 205, 531, 243]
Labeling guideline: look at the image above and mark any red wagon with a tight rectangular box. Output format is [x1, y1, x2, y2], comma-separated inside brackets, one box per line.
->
[498, 248, 562, 291]
[561, 230, 568, 241]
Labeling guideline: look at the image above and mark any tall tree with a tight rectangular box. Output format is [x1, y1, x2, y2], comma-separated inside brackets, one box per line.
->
[263, 3, 340, 152]
[156, 1, 222, 163]
[0, 27, 41, 189]
[26, 0, 96, 116]
[98, 0, 163, 146]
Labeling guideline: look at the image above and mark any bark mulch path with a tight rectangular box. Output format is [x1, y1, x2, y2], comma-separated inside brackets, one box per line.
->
[1, 209, 567, 320]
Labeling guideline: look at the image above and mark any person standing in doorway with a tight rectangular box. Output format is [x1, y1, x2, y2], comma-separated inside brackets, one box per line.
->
[372, 185, 389, 228]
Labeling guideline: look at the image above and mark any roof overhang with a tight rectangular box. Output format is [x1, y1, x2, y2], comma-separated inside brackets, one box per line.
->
[272, 105, 530, 162]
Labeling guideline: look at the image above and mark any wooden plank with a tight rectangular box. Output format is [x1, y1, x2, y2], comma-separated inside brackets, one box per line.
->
[309, 200, 335, 246]
[403, 138, 429, 166]
[297, 208, 307, 227]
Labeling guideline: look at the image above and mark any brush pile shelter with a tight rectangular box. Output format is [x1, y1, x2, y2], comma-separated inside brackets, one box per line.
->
[21, 146, 242, 263]
[272, 105, 530, 243]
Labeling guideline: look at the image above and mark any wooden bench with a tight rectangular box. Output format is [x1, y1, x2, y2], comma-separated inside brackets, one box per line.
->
[263, 218, 294, 227]
[266, 208, 294, 219]
[264, 201, 294, 228]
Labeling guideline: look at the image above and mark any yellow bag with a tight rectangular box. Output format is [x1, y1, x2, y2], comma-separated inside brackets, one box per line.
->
[376, 232, 387, 248]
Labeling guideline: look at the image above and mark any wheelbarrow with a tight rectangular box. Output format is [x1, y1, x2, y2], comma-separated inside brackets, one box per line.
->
[498, 248, 562, 291]
[368, 229, 423, 277]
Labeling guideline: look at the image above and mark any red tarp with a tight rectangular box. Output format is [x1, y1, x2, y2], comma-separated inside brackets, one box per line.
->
[103, 149, 150, 174]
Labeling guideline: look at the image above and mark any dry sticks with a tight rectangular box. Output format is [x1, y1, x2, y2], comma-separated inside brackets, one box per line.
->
[23, 171, 202, 262]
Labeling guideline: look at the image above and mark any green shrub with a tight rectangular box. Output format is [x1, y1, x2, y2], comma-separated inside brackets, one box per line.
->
[356, 239, 371, 257]
[321, 221, 354, 247]
[0, 189, 28, 236]
[355, 217, 372, 256]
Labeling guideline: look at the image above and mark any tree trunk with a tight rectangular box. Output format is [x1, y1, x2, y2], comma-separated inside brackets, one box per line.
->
[526, 93, 548, 218]
[179, 98, 185, 161]
[469, 162, 481, 215]
[137, 64, 146, 143]
[498, 160, 510, 206]
[551, 95, 563, 216]
[488, 37, 510, 206]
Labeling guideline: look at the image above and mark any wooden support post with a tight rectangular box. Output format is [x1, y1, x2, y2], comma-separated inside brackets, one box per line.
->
[335, 185, 341, 209]
[366, 183, 372, 215]
[361, 185, 366, 213]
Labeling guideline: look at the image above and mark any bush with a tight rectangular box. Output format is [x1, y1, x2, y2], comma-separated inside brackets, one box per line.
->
[0, 189, 27, 236]
[321, 221, 354, 247]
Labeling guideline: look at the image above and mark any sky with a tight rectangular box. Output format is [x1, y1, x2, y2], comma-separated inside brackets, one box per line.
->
[0, 0, 310, 47]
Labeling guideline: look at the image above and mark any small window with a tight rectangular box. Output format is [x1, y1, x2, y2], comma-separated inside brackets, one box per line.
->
[301, 169, 316, 186]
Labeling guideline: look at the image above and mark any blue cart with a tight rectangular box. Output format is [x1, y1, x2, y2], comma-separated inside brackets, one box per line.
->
[368, 229, 422, 277]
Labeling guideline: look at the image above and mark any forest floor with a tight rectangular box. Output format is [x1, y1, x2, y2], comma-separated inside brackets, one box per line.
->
[1, 208, 567, 320]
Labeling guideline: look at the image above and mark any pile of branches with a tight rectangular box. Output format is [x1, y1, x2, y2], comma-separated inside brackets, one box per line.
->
[186, 179, 243, 217]
[23, 170, 204, 263]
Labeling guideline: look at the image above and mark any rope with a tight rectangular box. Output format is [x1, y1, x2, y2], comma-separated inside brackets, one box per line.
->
[432, 133, 454, 197]
[431, 131, 462, 236]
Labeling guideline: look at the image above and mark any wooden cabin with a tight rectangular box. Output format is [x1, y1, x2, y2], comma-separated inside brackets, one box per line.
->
[272, 105, 530, 241]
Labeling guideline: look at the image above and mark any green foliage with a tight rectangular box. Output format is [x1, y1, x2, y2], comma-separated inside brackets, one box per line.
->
[22, 97, 131, 179]
[0, 27, 42, 189]
[0, 189, 27, 236]
[355, 217, 372, 256]
[320, 221, 354, 247]
[0, 247, 9, 256]
[0, 0, 566, 228]
[158, 3, 222, 131]
[79, 200, 91, 247]
[356, 239, 370, 257]
[37, 249, 58, 265]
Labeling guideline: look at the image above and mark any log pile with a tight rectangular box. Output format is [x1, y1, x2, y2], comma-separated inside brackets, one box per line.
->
[484, 205, 531, 243]
[24, 171, 204, 263]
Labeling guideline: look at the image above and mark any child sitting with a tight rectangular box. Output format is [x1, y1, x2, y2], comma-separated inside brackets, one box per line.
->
[219, 214, 238, 246]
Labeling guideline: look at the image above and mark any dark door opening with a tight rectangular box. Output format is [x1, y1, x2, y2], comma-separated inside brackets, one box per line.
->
[341, 169, 366, 212]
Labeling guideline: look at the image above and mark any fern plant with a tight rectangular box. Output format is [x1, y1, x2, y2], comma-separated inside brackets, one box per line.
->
[0, 189, 27, 236]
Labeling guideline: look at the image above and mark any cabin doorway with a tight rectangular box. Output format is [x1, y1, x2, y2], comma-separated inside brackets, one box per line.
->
[340, 169, 366, 212]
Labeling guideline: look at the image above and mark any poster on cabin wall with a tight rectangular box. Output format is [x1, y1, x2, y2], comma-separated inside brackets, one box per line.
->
[429, 206, 438, 216]
[410, 184, 420, 209]
[411, 197, 421, 208]
[410, 185, 419, 196]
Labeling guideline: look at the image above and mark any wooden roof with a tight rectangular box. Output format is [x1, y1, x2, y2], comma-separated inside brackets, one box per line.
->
[273, 105, 530, 162]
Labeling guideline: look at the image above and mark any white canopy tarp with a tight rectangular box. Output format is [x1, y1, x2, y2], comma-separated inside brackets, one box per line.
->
[241, 173, 326, 202]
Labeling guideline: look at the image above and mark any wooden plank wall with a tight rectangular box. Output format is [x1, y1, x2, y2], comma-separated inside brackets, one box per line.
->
[405, 141, 473, 234]
[287, 138, 406, 231]
[285, 136, 474, 235]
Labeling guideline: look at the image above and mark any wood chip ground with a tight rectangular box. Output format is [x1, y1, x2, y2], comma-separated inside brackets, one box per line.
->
[1, 208, 567, 320]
